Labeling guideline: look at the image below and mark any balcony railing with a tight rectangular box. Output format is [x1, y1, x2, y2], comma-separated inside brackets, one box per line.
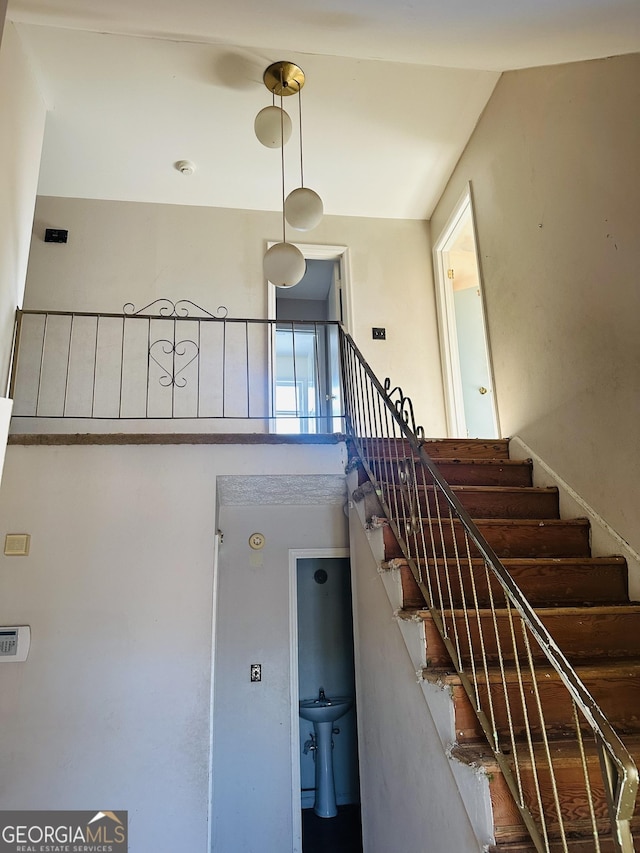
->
[9, 300, 343, 434]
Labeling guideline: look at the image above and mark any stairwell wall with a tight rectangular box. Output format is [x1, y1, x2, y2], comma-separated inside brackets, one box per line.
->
[430, 53, 640, 559]
[0, 21, 46, 468]
[348, 512, 487, 852]
[0, 441, 346, 853]
[22, 195, 447, 436]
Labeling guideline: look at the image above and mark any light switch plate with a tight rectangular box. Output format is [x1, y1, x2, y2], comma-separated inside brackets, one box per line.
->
[5, 534, 30, 556]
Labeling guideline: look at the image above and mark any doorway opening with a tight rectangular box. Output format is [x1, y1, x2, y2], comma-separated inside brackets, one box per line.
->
[289, 550, 362, 853]
[269, 246, 350, 434]
[433, 186, 499, 438]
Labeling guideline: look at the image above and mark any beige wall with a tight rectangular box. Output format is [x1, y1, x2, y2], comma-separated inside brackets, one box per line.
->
[431, 53, 640, 555]
[24, 196, 447, 434]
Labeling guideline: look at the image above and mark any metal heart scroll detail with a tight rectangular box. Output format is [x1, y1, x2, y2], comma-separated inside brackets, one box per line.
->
[149, 339, 199, 388]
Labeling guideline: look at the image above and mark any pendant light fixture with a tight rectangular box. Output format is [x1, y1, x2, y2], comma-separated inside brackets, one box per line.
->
[255, 61, 324, 288]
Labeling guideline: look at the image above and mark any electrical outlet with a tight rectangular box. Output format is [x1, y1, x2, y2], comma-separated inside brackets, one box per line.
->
[250, 664, 262, 682]
[372, 327, 386, 340]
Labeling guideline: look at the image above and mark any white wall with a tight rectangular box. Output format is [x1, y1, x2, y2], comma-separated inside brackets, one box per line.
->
[0, 23, 46, 391]
[0, 441, 346, 852]
[431, 53, 640, 555]
[23, 197, 447, 434]
[0, 1, 7, 46]
[348, 511, 485, 852]
[212, 504, 348, 853]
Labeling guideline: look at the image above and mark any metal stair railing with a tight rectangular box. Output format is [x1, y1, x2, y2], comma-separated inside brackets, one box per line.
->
[339, 326, 637, 853]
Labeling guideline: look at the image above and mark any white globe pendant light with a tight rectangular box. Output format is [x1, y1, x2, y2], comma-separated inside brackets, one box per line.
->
[285, 187, 324, 231]
[256, 62, 322, 290]
[263, 242, 306, 288]
[254, 105, 292, 149]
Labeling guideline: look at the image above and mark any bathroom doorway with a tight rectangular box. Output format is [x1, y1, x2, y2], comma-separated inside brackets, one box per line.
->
[289, 549, 362, 853]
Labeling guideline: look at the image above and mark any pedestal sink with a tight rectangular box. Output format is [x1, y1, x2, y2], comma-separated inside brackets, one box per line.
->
[299, 691, 353, 818]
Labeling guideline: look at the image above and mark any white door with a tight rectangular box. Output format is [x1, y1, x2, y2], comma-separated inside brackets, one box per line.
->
[433, 188, 499, 438]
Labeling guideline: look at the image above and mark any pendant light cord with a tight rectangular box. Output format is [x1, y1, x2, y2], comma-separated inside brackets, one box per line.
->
[297, 82, 304, 188]
[280, 72, 286, 244]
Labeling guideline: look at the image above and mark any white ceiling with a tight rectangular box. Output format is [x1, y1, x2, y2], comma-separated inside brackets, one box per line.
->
[7, 0, 640, 220]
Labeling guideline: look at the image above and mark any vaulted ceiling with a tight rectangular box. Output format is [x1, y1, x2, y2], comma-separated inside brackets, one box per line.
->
[7, 0, 640, 219]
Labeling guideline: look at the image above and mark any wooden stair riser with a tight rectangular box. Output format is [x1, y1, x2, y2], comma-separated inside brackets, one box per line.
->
[440, 669, 640, 743]
[386, 484, 560, 520]
[491, 840, 625, 852]
[361, 458, 534, 487]
[398, 559, 629, 609]
[383, 519, 591, 560]
[485, 758, 620, 844]
[352, 437, 511, 461]
[419, 609, 640, 669]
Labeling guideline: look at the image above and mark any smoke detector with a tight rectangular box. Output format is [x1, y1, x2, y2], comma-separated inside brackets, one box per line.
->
[175, 160, 195, 176]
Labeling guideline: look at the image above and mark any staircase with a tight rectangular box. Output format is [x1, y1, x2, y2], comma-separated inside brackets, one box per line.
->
[351, 436, 639, 852]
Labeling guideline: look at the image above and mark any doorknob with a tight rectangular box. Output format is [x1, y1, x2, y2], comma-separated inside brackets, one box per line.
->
[478, 386, 488, 395]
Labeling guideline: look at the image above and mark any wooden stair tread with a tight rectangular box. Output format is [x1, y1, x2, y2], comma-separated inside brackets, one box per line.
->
[451, 733, 640, 770]
[356, 437, 510, 460]
[384, 516, 591, 559]
[427, 659, 640, 686]
[383, 484, 560, 518]
[393, 556, 629, 607]
[393, 517, 590, 528]
[386, 556, 628, 569]
[407, 604, 640, 618]
[365, 458, 533, 486]
[490, 842, 628, 853]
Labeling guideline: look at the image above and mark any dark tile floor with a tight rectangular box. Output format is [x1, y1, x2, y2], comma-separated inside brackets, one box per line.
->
[302, 804, 363, 853]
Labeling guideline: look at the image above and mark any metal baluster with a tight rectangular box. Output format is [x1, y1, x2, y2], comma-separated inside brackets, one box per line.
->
[484, 558, 525, 803]
[506, 600, 549, 851]
[62, 314, 74, 417]
[118, 315, 126, 418]
[245, 320, 250, 419]
[572, 700, 602, 852]
[35, 313, 48, 417]
[197, 319, 201, 418]
[91, 316, 99, 418]
[522, 622, 569, 852]
[222, 317, 227, 419]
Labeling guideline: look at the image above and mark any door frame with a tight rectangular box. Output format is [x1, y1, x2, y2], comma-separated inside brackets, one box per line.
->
[432, 184, 500, 437]
[266, 243, 353, 334]
[288, 547, 352, 853]
[267, 244, 352, 433]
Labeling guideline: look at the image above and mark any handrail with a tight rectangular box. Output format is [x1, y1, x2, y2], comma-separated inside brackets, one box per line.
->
[339, 326, 638, 852]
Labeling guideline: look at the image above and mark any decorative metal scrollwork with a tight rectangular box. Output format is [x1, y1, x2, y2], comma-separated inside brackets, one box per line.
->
[122, 298, 228, 392]
[397, 458, 420, 535]
[149, 339, 199, 388]
[123, 299, 228, 319]
[383, 378, 425, 440]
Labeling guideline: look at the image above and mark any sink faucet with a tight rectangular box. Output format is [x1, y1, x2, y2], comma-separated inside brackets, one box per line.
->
[318, 686, 326, 701]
